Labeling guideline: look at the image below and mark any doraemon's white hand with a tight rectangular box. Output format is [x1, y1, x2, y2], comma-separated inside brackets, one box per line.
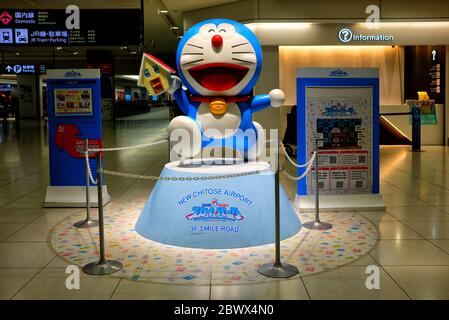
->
[167, 75, 182, 95]
[269, 89, 285, 107]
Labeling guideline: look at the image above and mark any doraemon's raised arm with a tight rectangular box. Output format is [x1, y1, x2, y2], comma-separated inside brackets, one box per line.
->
[250, 89, 285, 112]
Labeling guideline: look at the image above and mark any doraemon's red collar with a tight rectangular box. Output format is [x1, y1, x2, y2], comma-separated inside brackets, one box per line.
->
[189, 96, 251, 103]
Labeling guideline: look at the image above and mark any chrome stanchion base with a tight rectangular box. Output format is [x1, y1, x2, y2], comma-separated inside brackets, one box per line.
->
[73, 219, 99, 228]
[82, 260, 122, 275]
[302, 221, 333, 230]
[258, 262, 299, 278]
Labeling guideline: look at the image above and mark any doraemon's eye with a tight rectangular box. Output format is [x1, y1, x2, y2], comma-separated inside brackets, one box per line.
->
[208, 29, 215, 33]
[219, 29, 226, 33]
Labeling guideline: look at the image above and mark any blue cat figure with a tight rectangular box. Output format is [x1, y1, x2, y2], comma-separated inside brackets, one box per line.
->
[168, 18, 285, 160]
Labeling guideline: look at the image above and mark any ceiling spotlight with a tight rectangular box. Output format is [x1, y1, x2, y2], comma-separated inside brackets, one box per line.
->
[170, 26, 179, 30]
[120, 46, 127, 50]
[130, 51, 137, 55]
[73, 51, 79, 55]
[56, 47, 62, 50]
[15, 52, 20, 56]
[157, 9, 168, 14]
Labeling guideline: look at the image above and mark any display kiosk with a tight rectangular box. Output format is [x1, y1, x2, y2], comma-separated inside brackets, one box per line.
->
[44, 69, 110, 207]
[296, 68, 385, 211]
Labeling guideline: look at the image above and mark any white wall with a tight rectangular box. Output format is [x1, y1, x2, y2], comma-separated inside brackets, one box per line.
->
[279, 46, 404, 105]
[278, 45, 404, 138]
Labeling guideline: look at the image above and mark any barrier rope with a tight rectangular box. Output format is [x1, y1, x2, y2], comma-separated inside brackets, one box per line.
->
[99, 168, 270, 181]
[84, 138, 168, 184]
[85, 151, 98, 185]
[281, 151, 316, 181]
[279, 140, 315, 168]
[88, 138, 168, 152]
[83, 137, 317, 183]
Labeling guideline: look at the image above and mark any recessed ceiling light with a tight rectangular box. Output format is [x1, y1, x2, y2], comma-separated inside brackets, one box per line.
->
[56, 47, 62, 50]
[122, 75, 139, 81]
[158, 9, 168, 14]
[73, 51, 79, 55]
[15, 52, 20, 56]
[120, 46, 127, 50]
[170, 26, 179, 30]
[130, 51, 137, 55]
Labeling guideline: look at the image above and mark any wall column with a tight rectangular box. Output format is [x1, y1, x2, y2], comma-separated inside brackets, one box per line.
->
[253, 45, 281, 130]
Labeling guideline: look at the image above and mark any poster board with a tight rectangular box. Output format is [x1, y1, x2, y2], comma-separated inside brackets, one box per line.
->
[297, 68, 380, 197]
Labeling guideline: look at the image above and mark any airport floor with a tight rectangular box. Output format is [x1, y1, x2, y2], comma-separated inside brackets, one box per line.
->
[1, 110, 449, 300]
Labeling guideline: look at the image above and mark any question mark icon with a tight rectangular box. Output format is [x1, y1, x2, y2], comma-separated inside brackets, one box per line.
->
[339, 28, 352, 43]
[432, 49, 437, 61]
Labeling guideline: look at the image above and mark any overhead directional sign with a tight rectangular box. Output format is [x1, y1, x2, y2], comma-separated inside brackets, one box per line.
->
[0, 9, 141, 46]
[0, 64, 51, 74]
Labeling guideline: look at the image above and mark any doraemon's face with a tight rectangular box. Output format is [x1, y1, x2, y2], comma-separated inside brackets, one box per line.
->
[176, 19, 262, 96]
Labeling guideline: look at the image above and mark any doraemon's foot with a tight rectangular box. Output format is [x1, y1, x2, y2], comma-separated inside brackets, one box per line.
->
[168, 116, 202, 161]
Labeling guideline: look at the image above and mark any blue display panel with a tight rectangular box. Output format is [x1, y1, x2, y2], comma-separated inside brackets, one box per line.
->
[296, 68, 380, 196]
[46, 69, 102, 186]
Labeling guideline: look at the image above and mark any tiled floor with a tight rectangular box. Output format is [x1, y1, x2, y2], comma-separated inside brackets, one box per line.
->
[1, 112, 449, 300]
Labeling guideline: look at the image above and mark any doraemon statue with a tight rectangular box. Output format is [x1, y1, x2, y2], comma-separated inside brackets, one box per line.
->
[167, 19, 285, 160]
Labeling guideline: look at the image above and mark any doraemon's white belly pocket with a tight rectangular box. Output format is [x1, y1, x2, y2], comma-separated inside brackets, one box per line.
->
[196, 102, 241, 139]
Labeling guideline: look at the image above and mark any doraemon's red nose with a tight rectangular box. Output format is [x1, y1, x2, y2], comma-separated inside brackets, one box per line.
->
[211, 34, 223, 48]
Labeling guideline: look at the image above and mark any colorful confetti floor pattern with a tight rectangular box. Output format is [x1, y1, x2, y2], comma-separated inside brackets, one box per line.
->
[49, 198, 377, 285]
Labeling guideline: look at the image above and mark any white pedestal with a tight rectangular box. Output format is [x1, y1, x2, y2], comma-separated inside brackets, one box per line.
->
[43, 186, 110, 208]
[136, 159, 301, 249]
[295, 193, 385, 212]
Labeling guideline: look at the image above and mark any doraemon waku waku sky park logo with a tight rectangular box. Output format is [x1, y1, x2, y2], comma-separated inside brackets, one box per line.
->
[321, 103, 357, 117]
[186, 198, 244, 222]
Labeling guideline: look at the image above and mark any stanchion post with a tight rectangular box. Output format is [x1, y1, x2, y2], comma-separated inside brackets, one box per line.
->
[258, 136, 299, 278]
[411, 105, 421, 152]
[74, 139, 98, 228]
[302, 139, 333, 230]
[83, 152, 122, 275]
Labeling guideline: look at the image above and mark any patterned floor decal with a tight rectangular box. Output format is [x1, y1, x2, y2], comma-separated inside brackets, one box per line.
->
[49, 198, 377, 285]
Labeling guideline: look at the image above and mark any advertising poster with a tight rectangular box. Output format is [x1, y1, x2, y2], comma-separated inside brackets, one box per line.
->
[306, 87, 373, 195]
[54, 88, 93, 116]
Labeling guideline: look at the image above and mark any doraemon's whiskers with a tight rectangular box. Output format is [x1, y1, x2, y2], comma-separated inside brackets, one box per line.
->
[182, 58, 204, 65]
[232, 52, 254, 54]
[182, 53, 204, 55]
[232, 57, 255, 64]
[231, 42, 249, 48]
[187, 44, 204, 49]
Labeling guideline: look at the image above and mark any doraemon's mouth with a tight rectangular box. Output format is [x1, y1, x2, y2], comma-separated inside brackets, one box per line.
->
[188, 63, 249, 91]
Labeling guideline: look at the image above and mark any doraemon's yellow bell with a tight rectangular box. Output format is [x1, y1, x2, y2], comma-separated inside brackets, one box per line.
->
[209, 98, 228, 115]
